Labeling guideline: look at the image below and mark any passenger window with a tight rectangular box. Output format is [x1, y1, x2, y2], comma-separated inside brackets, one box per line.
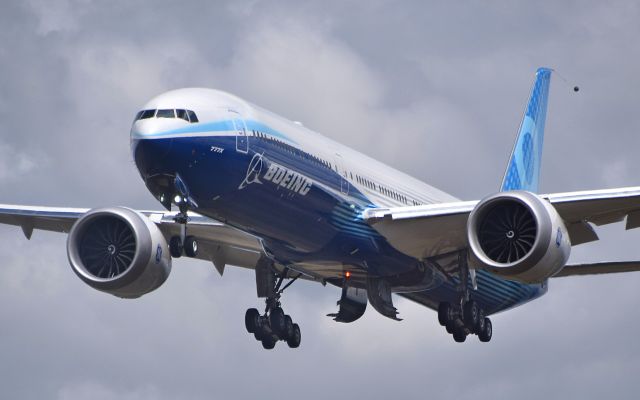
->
[140, 109, 155, 119]
[156, 109, 175, 118]
[176, 109, 189, 121]
[187, 110, 199, 123]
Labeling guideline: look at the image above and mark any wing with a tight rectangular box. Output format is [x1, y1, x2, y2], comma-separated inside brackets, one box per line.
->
[363, 186, 640, 275]
[553, 261, 640, 277]
[0, 204, 262, 274]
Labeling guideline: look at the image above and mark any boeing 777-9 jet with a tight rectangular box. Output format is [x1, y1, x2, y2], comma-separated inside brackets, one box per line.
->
[2, 68, 640, 349]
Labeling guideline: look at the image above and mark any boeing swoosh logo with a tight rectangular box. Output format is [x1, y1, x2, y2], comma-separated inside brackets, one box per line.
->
[238, 153, 264, 190]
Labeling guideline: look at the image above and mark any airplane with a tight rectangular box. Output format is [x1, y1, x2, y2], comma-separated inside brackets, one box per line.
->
[2, 67, 640, 349]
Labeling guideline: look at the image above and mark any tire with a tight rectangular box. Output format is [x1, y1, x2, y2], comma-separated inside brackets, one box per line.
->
[184, 236, 198, 258]
[284, 315, 294, 340]
[452, 327, 467, 343]
[261, 334, 277, 350]
[253, 316, 268, 341]
[269, 307, 286, 337]
[245, 308, 260, 334]
[445, 319, 455, 334]
[169, 236, 183, 258]
[476, 309, 485, 333]
[287, 323, 301, 348]
[463, 300, 479, 330]
[479, 318, 492, 342]
[437, 303, 450, 326]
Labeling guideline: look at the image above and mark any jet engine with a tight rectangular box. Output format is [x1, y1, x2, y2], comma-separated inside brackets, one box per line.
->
[67, 207, 171, 298]
[467, 191, 570, 283]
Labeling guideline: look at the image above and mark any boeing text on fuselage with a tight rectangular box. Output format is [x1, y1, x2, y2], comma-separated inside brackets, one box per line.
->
[239, 153, 312, 196]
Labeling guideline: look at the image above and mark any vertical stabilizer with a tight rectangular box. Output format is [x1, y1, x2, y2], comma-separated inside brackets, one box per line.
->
[500, 68, 552, 193]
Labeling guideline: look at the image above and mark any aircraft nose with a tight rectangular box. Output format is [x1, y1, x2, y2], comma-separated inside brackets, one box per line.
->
[133, 137, 174, 176]
[130, 118, 177, 169]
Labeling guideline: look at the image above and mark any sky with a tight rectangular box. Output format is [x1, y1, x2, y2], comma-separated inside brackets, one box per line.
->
[1, 0, 640, 398]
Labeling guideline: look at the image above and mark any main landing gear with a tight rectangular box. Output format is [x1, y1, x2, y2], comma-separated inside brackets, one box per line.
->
[245, 259, 302, 350]
[169, 207, 199, 259]
[436, 251, 493, 343]
[437, 299, 492, 343]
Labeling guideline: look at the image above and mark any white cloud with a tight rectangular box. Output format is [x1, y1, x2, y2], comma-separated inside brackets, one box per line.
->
[57, 381, 160, 400]
[600, 159, 630, 187]
[25, 0, 92, 35]
[0, 142, 42, 183]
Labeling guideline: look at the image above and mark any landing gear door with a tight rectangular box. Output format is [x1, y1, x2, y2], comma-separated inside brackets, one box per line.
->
[228, 109, 248, 154]
[334, 153, 349, 195]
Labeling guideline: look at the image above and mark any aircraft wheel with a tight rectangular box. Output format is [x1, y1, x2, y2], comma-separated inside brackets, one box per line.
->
[437, 302, 450, 326]
[269, 307, 286, 337]
[452, 327, 467, 343]
[253, 317, 268, 341]
[479, 318, 492, 342]
[261, 334, 277, 350]
[476, 309, 486, 333]
[445, 318, 455, 334]
[184, 236, 198, 258]
[169, 236, 183, 258]
[287, 323, 301, 348]
[245, 308, 260, 334]
[283, 315, 294, 340]
[463, 300, 479, 331]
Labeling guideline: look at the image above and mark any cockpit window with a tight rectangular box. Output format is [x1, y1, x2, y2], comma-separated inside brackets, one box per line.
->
[134, 109, 198, 123]
[176, 109, 189, 122]
[140, 109, 155, 119]
[156, 109, 175, 118]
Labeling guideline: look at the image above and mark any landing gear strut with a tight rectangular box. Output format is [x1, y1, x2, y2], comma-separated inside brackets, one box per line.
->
[169, 203, 198, 259]
[245, 257, 302, 349]
[437, 251, 493, 343]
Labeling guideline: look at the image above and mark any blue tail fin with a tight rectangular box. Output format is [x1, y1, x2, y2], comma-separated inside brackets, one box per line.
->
[500, 67, 552, 193]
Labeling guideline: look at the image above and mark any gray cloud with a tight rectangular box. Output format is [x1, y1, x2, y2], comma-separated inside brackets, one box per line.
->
[1, 1, 640, 398]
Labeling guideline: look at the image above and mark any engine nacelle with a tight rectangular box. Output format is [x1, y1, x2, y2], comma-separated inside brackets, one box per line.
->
[67, 207, 171, 298]
[467, 191, 571, 283]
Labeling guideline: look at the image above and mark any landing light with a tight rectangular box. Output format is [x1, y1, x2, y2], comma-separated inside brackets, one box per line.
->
[174, 195, 182, 204]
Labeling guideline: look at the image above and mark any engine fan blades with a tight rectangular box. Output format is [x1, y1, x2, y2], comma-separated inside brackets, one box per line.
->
[478, 202, 537, 264]
[78, 217, 137, 278]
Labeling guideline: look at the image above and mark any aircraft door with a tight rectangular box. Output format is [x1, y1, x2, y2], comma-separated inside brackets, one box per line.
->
[228, 109, 248, 154]
[334, 153, 349, 195]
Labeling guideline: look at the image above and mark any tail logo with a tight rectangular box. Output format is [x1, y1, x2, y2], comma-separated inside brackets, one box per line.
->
[522, 132, 534, 184]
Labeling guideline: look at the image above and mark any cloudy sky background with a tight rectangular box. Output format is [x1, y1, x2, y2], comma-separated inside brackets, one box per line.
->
[1, 1, 640, 398]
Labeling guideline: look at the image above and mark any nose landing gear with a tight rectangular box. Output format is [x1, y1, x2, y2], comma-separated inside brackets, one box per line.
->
[168, 174, 199, 259]
[168, 198, 199, 259]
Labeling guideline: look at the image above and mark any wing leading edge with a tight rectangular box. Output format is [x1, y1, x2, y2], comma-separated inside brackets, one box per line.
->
[0, 204, 262, 273]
